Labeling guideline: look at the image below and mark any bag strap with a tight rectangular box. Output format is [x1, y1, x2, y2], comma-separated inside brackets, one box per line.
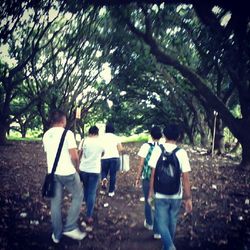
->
[172, 147, 180, 155]
[159, 144, 165, 153]
[51, 129, 68, 174]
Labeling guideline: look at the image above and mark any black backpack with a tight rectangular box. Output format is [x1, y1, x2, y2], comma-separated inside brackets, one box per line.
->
[154, 145, 181, 195]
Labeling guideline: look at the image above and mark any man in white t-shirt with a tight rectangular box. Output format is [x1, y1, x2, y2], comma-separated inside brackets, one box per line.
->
[79, 126, 104, 229]
[148, 124, 192, 250]
[43, 110, 86, 243]
[100, 123, 123, 197]
[135, 126, 162, 239]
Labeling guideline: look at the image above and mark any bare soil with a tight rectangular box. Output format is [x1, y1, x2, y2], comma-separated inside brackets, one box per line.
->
[0, 141, 249, 250]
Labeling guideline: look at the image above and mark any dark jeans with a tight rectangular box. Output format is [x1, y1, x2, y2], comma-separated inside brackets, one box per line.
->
[142, 179, 159, 234]
[79, 171, 100, 218]
[101, 158, 120, 193]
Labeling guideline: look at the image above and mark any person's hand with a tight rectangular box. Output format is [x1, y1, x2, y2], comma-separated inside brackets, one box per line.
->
[148, 189, 153, 202]
[135, 178, 140, 188]
[184, 198, 192, 213]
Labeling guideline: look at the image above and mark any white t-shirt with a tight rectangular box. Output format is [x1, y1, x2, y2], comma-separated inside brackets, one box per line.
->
[149, 143, 191, 199]
[43, 127, 77, 176]
[101, 133, 121, 159]
[137, 142, 160, 158]
[79, 137, 105, 173]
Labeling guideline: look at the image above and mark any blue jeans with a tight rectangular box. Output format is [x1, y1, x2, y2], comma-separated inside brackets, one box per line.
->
[155, 198, 181, 250]
[142, 179, 159, 234]
[101, 158, 120, 193]
[51, 173, 83, 240]
[79, 171, 99, 218]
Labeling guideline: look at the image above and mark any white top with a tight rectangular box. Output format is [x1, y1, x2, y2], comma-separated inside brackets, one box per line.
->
[137, 142, 159, 158]
[79, 137, 105, 173]
[43, 127, 77, 176]
[149, 143, 191, 199]
[101, 133, 121, 159]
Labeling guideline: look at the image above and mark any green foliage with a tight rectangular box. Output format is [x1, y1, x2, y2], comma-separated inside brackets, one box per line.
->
[121, 134, 149, 143]
[1, 1, 249, 166]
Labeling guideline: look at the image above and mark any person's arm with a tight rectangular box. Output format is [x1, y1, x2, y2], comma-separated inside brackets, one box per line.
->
[78, 138, 84, 159]
[135, 157, 144, 187]
[182, 172, 192, 213]
[147, 146, 161, 199]
[117, 143, 123, 153]
[78, 149, 83, 159]
[148, 167, 155, 199]
[69, 148, 80, 171]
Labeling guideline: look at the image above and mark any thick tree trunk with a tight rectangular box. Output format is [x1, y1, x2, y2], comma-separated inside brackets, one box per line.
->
[214, 119, 225, 155]
[214, 133, 225, 155]
[21, 128, 26, 138]
[0, 122, 8, 145]
[229, 141, 240, 154]
[240, 142, 250, 169]
[200, 129, 209, 148]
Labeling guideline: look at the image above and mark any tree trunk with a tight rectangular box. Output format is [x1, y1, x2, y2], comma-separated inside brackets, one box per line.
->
[198, 116, 209, 148]
[21, 127, 27, 138]
[200, 128, 209, 148]
[214, 118, 225, 155]
[230, 141, 240, 154]
[240, 142, 250, 169]
[0, 122, 8, 145]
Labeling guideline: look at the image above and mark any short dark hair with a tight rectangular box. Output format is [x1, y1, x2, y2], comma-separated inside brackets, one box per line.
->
[49, 110, 66, 125]
[105, 123, 115, 133]
[89, 126, 99, 135]
[150, 126, 162, 140]
[163, 124, 180, 141]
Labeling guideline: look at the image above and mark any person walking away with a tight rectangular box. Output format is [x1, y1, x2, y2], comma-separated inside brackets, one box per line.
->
[79, 126, 105, 231]
[149, 124, 192, 250]
[135, 126, 162, 239]
[100, 123, 123, 197]
[43, 110, 86, 244]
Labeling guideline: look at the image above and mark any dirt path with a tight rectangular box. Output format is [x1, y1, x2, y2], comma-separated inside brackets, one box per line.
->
[0, 141, 249, 250]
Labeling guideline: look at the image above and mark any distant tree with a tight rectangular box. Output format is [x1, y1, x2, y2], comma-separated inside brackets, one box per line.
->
[105, 3, 249, 167]
[0, 1, 63, 144]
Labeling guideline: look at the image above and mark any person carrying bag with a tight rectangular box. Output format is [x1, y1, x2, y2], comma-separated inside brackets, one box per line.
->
[42, 110, 86, 243]
[42, 129, 68, 198]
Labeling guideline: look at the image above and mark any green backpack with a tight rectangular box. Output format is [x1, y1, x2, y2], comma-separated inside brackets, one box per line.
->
[142, 143, 155, 180]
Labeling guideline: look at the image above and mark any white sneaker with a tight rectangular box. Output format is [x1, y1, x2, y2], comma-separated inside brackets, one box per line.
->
[51, 233, 59, 243]
[144, 220, 153, 230]
[154, 233, 161, 239]
[108, 192, 115, 197]
[86, 225, 93, 232]
[99, 190, 106, 195]
[101, 178, 108, 189]
[63, 228, 87, 240]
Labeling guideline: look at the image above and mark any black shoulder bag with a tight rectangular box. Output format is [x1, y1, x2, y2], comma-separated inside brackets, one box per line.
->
[42, 129, 68, 198]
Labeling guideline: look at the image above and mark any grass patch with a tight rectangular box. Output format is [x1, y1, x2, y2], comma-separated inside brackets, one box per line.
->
[7, 136, 42, 142]
[121, 134, 149, 143]
[7, 133, 149, 143]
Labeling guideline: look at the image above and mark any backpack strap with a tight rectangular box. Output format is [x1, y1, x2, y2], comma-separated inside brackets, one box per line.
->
[159, 144, 165, 153]
[172, 147, 180, 155]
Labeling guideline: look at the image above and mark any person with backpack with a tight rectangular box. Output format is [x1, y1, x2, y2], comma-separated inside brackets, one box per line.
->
[148, 124, 192, 250]
[135, 126, 162, 239]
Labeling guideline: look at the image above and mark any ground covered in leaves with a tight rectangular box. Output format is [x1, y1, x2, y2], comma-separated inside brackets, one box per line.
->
[0, 141, 249, 250]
